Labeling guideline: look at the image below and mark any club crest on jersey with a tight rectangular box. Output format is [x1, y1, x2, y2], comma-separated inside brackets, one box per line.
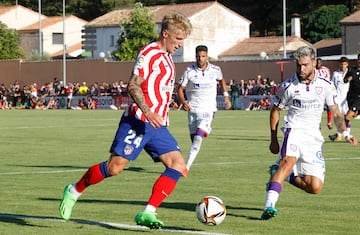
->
[290, 144, 297, 152]
[124, 144, 134, 155]
[135, 56, 145, 69]
[315, 87, 323, 95]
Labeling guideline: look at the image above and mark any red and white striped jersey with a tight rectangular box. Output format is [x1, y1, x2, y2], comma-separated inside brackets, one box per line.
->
[126, 42, 176, 126]
[317, 66, 331, 81]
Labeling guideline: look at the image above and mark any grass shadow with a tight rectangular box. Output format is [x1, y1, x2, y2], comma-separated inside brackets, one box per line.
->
[0, 213, 213, 233]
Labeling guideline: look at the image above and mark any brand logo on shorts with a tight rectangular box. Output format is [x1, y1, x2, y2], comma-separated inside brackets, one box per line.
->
[316, 151, 324, 161]
[124, 144, 134, 155]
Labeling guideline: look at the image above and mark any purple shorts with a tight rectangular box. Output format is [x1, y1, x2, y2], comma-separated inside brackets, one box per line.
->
[110, 115, 181, 161]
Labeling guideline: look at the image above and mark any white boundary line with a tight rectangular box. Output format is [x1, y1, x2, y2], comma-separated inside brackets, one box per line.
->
[0, 214, 230, 235]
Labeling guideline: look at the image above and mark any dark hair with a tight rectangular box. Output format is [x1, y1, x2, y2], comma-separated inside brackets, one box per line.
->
[358, 53, 360, 60]
[196, 45, 208, 53]
[339, 56, 348, 62]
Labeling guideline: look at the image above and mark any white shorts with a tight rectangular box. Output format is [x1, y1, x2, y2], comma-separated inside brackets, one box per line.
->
[187, 111, 214, 136]
[336, 96, 349, 115]
[280, 128, 326, 182]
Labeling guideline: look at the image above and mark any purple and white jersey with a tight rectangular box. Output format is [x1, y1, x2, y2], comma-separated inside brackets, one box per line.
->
[274, 70, 337, 130]
[178, 62, 222, 112]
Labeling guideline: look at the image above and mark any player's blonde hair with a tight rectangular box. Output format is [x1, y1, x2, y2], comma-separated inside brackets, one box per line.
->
[161, 11, 192, 36]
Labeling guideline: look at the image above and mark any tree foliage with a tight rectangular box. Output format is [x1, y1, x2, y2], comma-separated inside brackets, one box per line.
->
[102, 0, 136, 9]
[0, 22, 25, 60]
[302, 5, 349, 43]
[3, 0, 360, 37]
[66, 0, 108, 21]
[111, 2, 157, 61]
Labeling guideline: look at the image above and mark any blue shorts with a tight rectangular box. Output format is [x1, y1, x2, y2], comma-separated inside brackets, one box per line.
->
[110, 115, 181, 161]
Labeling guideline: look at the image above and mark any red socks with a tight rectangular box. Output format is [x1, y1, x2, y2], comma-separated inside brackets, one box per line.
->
[73, 162, 181, 210]
[74, 162, 108, 193]
[327, 111, 332, 124]
[147, 168, 181, 208]
[148, 175, 177, 208]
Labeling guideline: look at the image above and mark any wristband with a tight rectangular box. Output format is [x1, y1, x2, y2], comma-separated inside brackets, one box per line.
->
[223, 91, 229, 97]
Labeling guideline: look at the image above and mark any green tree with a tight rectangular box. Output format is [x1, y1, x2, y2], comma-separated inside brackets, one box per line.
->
[111, 2, 157, 61]
[66, 0, 108, 21]
[302, 5, 349, 43]
[0, 22, 25, 60]
[102, 0, 136, 8]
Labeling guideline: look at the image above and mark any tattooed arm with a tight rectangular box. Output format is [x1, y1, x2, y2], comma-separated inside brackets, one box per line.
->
[127, 74, 163, 128]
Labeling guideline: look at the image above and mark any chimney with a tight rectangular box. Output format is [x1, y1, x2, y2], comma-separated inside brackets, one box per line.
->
[291, 13, 301, 37]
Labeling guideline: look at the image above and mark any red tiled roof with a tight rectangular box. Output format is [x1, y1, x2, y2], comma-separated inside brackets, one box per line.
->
[87, 1, 249, 27]
[313, 38, 341, 48]
[220, 36, 312, 56]
[20, 16, 63, 31]
[19, 15, 87, 31]
[0, 5, 16, 15]
[340, 10, 360, 24]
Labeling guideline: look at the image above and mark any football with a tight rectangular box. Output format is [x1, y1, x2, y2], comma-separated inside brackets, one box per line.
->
[195, 195, 226, 225]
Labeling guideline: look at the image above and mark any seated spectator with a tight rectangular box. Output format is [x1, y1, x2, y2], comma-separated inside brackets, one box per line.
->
[87, 96, 97, 110]
[15, 97, 24, 109]
[245, 99, 261, 111]
[259, 97, 271, 110]
[2, 96, 10, 109]
[46, 96, 58, 109]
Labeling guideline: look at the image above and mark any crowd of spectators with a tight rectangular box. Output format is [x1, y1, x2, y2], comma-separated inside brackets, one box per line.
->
[226, 75, 279, 97]
[1, 74, 279, 110]
[0, 78, 128, 110]
[225, 75, 280, 110]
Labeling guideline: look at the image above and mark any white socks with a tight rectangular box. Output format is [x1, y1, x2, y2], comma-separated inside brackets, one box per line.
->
[144, 205, 156, 213]
[70, 184, 82, 198]
[264, 190, 279, 209]
[186, 135, 203, 170]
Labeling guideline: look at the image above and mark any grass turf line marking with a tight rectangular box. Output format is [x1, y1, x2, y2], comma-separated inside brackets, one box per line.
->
[0, 213, 230, 235]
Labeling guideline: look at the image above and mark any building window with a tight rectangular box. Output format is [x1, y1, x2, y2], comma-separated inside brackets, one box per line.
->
[110, 35, 115, 47]
[53, 33, 64, 44]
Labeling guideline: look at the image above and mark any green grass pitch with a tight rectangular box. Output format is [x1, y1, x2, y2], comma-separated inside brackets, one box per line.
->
[0, 110, 359, 234]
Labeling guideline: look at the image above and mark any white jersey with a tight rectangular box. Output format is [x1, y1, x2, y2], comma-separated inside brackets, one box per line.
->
[332, 68, 350, 114]
[274, 70, 336, 130]
[178, 62, 222, 112]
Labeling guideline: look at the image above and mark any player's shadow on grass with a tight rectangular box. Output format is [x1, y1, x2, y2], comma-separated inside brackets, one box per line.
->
[39, 197, 263, 220]
[0, 213, 209, 233]
[226, 205, 263, 220]
[0, 213, 47, 228]
[40, 197, 197, 212]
